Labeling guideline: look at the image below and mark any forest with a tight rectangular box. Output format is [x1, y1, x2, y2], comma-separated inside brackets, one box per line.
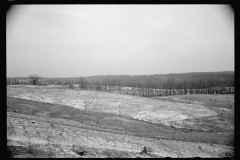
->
[7, 71, 234, 96]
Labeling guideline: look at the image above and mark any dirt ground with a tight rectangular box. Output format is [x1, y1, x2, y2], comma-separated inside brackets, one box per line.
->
[7, 85, 234, 158]
[7, 85, 221, 129]
[150, 94, 234, 132]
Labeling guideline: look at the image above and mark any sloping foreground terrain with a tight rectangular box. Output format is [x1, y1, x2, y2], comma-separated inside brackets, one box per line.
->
[7, 85, 234, 158]
[8, 85, 221, 130]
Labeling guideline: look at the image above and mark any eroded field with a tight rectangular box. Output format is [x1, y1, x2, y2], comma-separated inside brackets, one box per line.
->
[7, 85, 234, 158]
[7, 85, 220, 130]
[151, 94, 234, 132]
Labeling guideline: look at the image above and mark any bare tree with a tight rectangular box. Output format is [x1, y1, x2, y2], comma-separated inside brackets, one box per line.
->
[13, 77, 19, 85]
[183, 80, 188, 94]
[103, 78, 109, 92]
[110, 79, 116, 86]
[96, 81, 101, 91]
[69, 83, 75, 89]
[167, 79, 174, 95]
[28, 74, 41, 85]
[79, 77, 85, 89]
[7, 78, 11, 85]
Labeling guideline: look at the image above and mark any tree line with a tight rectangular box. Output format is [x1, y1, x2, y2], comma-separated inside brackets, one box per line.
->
[7, 71, 234, 96]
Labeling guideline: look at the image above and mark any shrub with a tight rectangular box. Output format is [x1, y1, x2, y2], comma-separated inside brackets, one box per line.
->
[72, 145, 88, 156]
[69, 84, 75, 89]
[140, 146, 153, 155]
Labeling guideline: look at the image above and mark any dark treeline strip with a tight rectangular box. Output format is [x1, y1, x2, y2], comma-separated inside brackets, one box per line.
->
[7, 71, 234, 96]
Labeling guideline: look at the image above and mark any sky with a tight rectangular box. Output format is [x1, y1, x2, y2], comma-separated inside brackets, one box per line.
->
[7, 5, 234, 77]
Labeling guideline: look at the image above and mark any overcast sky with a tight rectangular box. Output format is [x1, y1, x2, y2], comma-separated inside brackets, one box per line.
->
[7, 5, 234, 77]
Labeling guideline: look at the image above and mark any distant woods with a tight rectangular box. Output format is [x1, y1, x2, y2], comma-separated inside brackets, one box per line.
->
[7, 74, 41, 85]
[7, 71, 234, 96]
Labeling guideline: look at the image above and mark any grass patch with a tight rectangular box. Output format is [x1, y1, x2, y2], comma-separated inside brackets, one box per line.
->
[72, 144, 89, 156]
[101, 149, 132, 158]
[7, 145, 53, 158]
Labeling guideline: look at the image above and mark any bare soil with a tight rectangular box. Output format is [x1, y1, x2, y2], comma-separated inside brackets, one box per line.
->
[7, 85, 234, 158]
[151, 94, 234, 133]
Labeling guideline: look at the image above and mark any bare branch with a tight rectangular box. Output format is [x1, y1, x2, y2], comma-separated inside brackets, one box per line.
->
[28, 74, 41, 85]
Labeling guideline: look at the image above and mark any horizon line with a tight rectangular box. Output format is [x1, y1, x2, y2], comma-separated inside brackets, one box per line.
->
[7, 70, 234, 78]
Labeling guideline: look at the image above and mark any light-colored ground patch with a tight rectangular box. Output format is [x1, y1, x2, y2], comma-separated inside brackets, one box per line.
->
[7, 112, 233, 158]
[7, 85, 217, 129]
